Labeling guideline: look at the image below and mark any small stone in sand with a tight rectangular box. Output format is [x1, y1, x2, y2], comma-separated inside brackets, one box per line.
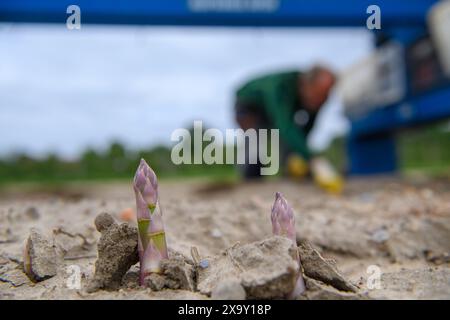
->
[23, 228, 60, 282]
[199, 260, 209, 269]
[94, 212, 116, 232]
[301, 276, 366, 300]
[197, 236, 299, 299]
[298, 242, 358, 292]
[210, 228, 223, 238]
[121, 265, 140, 289]
[145, 251, 196, 291]
[24, 207, 40, 220]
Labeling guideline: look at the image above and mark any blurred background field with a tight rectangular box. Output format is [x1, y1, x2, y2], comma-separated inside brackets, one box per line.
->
[1, 121, 449, 187]
[0, 24, 363, 186]
[1, 2, 449, 187]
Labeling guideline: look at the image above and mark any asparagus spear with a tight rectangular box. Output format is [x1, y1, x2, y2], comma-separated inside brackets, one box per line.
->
[271, 192, 306, 298]
[133, 159, 168, 285]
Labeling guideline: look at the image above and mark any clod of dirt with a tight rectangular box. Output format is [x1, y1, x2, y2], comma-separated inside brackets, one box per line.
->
[121, 265, 140, 289]
[94, 212, 116, 232]
[23, 228, 61, 282]
[301, 277, 367, 300]
[145, 273, 165, 291]
[298, 242, 358, 292]
[87, 213, 139, 292]
[145, 250, 196, 291]
[211, 278, 246, 300]
[197, 236, 299, 299]
[24, 207, 40, 220]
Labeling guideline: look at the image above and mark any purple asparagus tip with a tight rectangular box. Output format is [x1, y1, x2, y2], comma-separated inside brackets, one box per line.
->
[271, 192, 306, 298]
[134, 158, 158, 213]
[271, 192, 296, 244]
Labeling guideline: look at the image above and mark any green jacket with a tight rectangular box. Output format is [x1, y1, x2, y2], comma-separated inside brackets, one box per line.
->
[236, 71, 314, 160]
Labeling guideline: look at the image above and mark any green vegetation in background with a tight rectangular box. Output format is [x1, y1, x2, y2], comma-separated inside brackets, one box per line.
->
[322, 121, 450, 176]
[397, 122, 450, 176]
[0, 142, 237, 185]
[1, 122, 449, 185]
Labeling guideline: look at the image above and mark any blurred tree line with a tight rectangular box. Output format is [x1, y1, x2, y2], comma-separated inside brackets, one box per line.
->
[0, 123, 241, 184]
[0, 122, 448, 184]
[0, 141, 236, 184]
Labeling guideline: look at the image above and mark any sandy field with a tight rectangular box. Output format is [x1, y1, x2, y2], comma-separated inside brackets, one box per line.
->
[0, 176, 449, 299]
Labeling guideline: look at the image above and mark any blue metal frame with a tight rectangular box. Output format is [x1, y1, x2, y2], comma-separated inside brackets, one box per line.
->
[348, 132, 397, 175]
[0, 0, 437, 27]
[351, 86, 450, 137]
[348, 19, 450, 174]
[348, 84, 450, 175]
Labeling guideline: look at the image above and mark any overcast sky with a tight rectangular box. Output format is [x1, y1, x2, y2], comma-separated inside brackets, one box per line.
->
[0, 24, 373, 159]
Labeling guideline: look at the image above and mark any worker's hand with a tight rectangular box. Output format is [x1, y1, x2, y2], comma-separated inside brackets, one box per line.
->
[310, 157, 344, 194]
[286, 154, 309, 180]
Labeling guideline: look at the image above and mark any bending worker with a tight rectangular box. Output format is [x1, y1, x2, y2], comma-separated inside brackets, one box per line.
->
[234, 65, 343, 193]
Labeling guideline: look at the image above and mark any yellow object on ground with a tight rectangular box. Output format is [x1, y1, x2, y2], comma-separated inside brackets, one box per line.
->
[310, 157, 344, 194]
[286, 154, 309, 179]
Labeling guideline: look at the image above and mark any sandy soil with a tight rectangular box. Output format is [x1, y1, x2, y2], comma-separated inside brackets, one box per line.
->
[0, 176, 449, 299]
